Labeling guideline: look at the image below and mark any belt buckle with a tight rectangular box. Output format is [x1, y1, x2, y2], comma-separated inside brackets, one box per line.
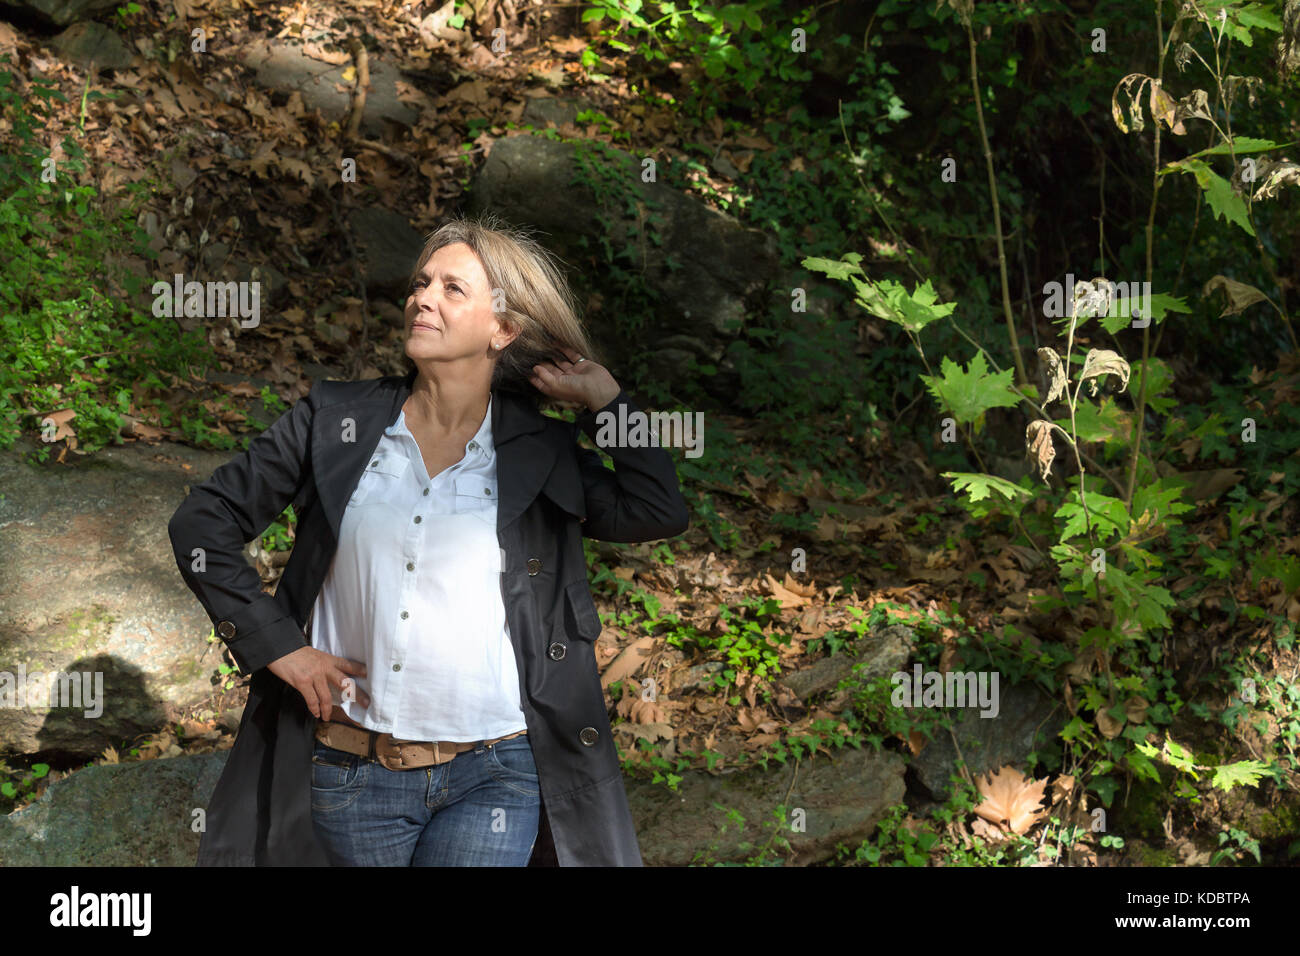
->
[376, 734, 409, 770]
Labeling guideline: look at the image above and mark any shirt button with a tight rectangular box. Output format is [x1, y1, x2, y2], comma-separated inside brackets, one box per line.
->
[484, 487, 491, 496]
[468, 441, 479, 451]
[406, 562, 414, 571]
[414, 515, 421, 523]
[393, 663, 401, 672]
[579, 727, 599, 746]
[526, 558, 542, 575]
[371, 460, 379, 468]
[400, 611, 409, 619]
[423, 488, 429, 496]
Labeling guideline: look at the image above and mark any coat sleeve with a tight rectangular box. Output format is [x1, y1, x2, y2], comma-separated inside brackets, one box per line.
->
[167, 384, 319, 676]
[571, 389, 691, 543]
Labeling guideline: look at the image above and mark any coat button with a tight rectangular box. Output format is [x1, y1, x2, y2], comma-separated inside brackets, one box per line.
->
[579, 727, 599, 746]
[526, 558, 542, 575]
[217, 620, 236, 640]
[548, 641, 566, 661]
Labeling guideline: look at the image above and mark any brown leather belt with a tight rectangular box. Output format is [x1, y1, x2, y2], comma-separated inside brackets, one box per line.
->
[315, 719, 528, 771]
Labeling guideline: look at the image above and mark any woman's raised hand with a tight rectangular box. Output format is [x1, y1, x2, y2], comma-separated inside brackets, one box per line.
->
[530, 348, 620, 412]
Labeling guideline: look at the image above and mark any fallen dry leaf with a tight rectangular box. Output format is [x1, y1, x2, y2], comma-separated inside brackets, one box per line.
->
[973, 765, 1050, 835]
[765, 573, 812, 608]
[599, 635, 656, 690]
[1097, 708, 1124, 739]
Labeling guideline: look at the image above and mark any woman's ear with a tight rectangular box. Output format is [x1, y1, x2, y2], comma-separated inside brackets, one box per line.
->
[495, 320, 522, 350]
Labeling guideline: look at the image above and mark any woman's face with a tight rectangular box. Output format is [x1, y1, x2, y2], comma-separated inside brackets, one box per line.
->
[403, 242, 515, 366]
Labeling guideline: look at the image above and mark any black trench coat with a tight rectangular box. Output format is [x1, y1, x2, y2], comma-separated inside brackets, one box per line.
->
[167, 368, 689, 865]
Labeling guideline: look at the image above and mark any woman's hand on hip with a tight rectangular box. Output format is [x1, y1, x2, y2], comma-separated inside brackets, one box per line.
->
[266, 646, 369, 721]
[530, 348, 620, 411]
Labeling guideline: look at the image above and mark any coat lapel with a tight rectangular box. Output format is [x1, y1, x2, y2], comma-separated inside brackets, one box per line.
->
[309, 370, 566, 542]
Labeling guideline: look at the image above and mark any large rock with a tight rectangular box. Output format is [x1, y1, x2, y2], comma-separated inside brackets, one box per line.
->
[0, 751, 226, 865]
[2, 0, 118, 26]
[0, 437, 236, 759]
[911, 681, 1066, 801]
[778, 623, 914, 702]
[235, 39, 417, 138]
[519, 95, 595, 129]
[349, 206, 425, 297]
[48, 20, 132, 71]
[466, 133, 779, 400]
[629, 744, 906, 865]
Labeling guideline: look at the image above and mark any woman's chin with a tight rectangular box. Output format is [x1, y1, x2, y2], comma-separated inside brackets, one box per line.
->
[404, 343, 444, 361]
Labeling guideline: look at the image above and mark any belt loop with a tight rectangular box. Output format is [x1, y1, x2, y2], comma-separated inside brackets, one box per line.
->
[367, 730, 377, 762]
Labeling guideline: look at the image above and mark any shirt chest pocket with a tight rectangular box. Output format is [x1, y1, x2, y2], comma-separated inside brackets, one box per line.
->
[348, 453, 410, 508]
[453, 474, 498, 523]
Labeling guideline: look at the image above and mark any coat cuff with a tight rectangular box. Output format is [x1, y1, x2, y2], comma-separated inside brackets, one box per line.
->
[215, 594, 307, 676]
[574, 389, 631, 442]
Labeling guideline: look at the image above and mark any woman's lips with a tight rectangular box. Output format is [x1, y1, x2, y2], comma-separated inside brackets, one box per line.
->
[411, 322, 440, 332]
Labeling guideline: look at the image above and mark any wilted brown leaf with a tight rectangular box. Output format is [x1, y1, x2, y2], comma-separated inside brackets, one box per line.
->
[1203, 275, 1270, 317]
[1080, 348, 1131, 392]
[1037, 347, 1067, 405]
[1250, 160, 1300, 201]
[1112, 73, 1155, 134]
[1025, 420, 1056, 483]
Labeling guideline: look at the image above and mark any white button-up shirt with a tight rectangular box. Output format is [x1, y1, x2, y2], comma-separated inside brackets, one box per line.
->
[306, 396, 527, 742]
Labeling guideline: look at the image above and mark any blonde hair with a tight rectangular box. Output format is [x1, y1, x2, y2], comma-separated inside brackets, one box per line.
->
[403, 212, 601, 400]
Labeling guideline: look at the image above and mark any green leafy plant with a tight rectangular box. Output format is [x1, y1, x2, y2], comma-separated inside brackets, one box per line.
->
[802, 0, 1297, 847]
[1211, 825, 1262, 865]
[0, 761, 50, 807]
[0, 56, 215, 456]
[260, 505, 297, 553]
[579, 0, 808, 113]
[113, 2, 142, 28]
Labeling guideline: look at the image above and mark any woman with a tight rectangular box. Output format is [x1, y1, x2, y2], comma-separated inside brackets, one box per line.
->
[169, 213, 689, 866]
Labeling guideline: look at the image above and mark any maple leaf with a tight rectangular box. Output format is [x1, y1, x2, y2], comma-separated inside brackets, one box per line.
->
[973, 765, 1049, 835]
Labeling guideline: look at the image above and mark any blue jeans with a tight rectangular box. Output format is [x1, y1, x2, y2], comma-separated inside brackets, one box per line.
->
[310, 734, 541, 866]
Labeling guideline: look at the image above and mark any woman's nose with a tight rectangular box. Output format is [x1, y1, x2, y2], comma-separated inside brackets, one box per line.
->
[413, 287, 437, 312]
